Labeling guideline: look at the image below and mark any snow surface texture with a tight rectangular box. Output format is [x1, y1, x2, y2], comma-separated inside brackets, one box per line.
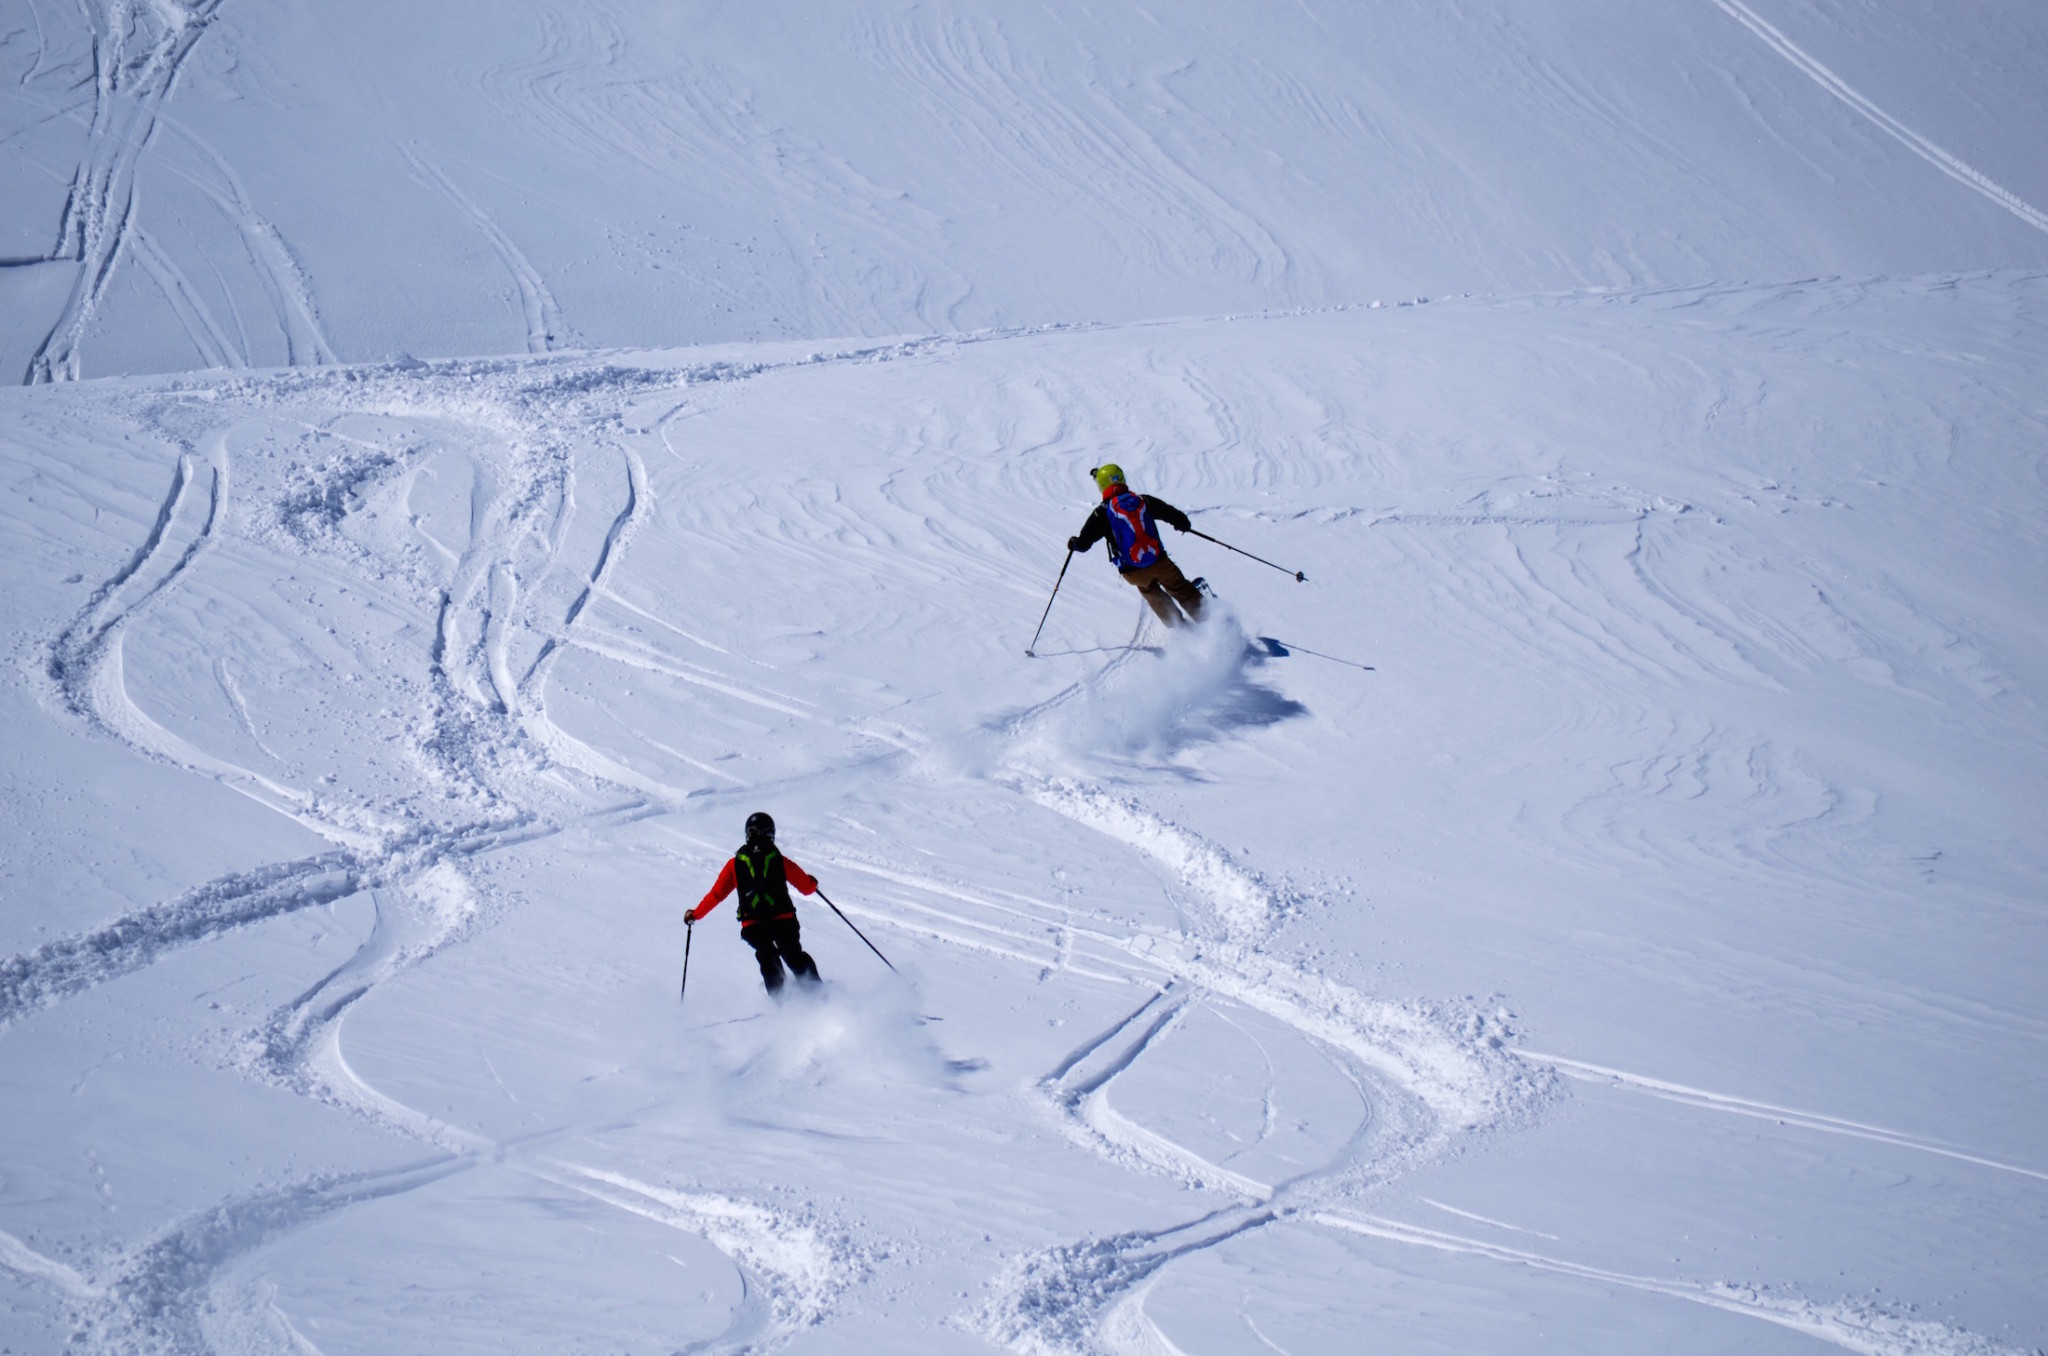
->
[5, 0, 2048, 380]
[2, 3, 2045, 1355]
[3, 283, 2043, 1354]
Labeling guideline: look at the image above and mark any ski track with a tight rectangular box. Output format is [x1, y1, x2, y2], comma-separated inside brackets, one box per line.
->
[1707, 0, 2048, 238]
[245, 863, 485, 1140]
[401, 144, 565, 356]
[975, 926, 1532, 1351]
[1521, 1051, 2048, 1184]
[757, 676, 1983, 1354]
[0, 849, 356, 1030]
[28, 0, 230, 384]
[540, 1162, 852, 1352]
[81, 1157, 473, 1356]
[4, 339, 1346, 1353]
[127, 226, 245, 371]
[980, 1207, 1279, 1356]
[2, 345, 974, 1350]
[1313, 1212, 2030, 1356]
[0, 1224, 100, 1300]
[153, 113, 338, 368]
[946, 595, 2030, 1349]
[1026, 779, 1283, 944]
[926, 761, 1539, 1350]
[35, 426, 379, 844]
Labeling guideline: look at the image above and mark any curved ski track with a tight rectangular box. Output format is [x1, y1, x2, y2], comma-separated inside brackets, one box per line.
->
[3, 304, 2039, 1353]
[834, 793, 1538, 1353]
[821, 778, 1535, 1352]
[1, 346, 949, 1351]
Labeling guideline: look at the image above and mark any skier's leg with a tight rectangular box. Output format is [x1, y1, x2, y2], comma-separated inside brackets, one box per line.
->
[1155, 557, 1205, 623]
[775, 918, 820, 983]
[742, 924, 786, 992]
[1123, 565, 1184, 627]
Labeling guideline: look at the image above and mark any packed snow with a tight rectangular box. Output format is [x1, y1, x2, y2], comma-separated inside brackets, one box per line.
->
[3, 2, 2045, 1354]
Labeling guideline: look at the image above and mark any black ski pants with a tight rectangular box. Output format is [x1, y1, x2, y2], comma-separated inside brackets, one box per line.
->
[741, 915, 819, 993]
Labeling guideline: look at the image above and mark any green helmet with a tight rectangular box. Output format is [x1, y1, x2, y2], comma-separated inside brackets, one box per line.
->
[1090, 463, 1126, 492]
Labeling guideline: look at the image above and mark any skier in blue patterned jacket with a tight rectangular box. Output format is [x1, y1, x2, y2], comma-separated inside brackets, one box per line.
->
[1067, 464, 1206, 627]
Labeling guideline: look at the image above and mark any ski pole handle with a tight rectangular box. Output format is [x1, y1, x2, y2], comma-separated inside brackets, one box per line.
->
[679, 915, 695, 1007]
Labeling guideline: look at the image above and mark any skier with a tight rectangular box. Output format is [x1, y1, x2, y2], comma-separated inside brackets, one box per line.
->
[1066, 464, 1206, 627]
[686, 812, 823, 994]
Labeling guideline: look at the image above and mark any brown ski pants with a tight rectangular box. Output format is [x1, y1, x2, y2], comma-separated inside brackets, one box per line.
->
[1121, 558, 1205, 627]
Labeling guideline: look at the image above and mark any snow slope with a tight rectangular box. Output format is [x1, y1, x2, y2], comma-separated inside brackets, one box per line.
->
[2, 274, 2044, 1353]
[4, 1, 2048, 1353]
[5, 0, 2048, 380]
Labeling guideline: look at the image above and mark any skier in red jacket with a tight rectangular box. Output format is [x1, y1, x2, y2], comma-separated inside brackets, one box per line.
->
[686, 812, 822, 993]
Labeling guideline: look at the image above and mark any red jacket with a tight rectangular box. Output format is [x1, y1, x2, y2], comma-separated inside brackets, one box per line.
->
[688, 854, 817, 924]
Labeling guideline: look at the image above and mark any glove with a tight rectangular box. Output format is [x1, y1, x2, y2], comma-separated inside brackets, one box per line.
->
[685, 910, 698, 927]
[1066, 536, 1084, 552]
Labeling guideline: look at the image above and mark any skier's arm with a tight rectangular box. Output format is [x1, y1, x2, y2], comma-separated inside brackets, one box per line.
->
[687, 859, 738, 923]
[780, 858, 818, 895]
[1142, 496, 1192, 533]
[1067, 504, 1109, 554]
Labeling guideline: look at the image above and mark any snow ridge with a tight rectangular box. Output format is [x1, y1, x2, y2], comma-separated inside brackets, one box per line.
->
[978, 1209, 1277, 1356]
[1028, 780, 1281, 943]
[0, 851, 356, 1030]
[0, 1226, 100, 1301]
[78, 1158, 471, 1355]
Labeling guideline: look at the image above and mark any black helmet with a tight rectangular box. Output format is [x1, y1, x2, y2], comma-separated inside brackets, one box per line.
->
[744, 811, 775, 843]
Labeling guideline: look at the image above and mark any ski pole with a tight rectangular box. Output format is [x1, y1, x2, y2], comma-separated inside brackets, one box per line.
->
[1024, 550, 1074, 657]
[816, 889, 898, 974]
[1185, 526, 1306, 582]
[679, 917, 694, 1006]
[1257, 636, 1374, 671]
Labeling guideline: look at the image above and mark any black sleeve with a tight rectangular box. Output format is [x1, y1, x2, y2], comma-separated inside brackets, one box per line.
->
[1072, 504, 1110, 552]
[1143, 496, 1192, 533]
